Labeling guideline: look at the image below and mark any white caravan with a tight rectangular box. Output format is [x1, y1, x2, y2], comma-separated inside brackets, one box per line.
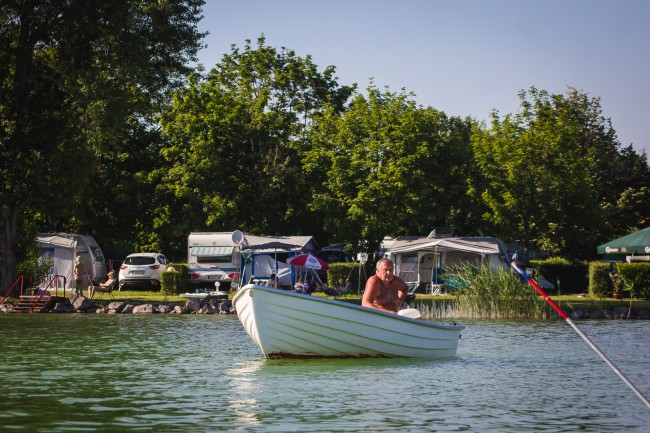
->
[187, 231, 245, 291]
[387, 236, 510, 293]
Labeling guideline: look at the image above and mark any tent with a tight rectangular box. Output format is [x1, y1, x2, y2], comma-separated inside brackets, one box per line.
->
[597, 227, 650, 257]
[37, 233, 106, 289]
[241, 235, 320, 286]
[387, 236, 510, 293]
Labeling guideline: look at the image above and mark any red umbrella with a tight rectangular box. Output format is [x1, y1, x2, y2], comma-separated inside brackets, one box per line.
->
[287, 253, 329, 270]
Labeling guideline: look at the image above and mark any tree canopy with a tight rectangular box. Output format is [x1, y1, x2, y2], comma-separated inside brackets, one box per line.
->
[1, 14, 648, 289]
[0, 0, 205, 288]
[471, 87, 650, 258]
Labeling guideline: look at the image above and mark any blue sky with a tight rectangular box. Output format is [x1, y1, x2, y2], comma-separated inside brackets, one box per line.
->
[195, 0, 649, 155]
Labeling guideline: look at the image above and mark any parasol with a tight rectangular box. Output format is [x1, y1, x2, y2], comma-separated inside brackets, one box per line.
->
[287, 253, 329, 270]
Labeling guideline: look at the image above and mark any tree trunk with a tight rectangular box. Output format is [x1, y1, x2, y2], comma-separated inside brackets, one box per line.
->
[1, 204, 18, 295]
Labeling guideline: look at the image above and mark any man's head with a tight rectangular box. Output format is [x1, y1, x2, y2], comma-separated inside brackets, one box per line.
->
[375, 258, 395, 283]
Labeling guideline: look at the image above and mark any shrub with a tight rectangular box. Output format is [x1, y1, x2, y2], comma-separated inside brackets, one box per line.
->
[327, 262, 365, 293]
[161, 270, 179, 297]
[588, 262, 613, 298]
[617, 262, 650, 299]
[170, 263, 188, 293]
[530, 257, 588, 294]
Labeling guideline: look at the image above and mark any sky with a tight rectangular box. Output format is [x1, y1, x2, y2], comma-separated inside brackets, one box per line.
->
[195, 0, 649, 155]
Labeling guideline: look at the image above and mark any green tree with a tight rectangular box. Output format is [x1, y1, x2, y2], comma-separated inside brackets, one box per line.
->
[471, 87, 649, 259]
[307, 85, 475, 255]
[155, 36, 354, 255]
[0, 0, 205, 289]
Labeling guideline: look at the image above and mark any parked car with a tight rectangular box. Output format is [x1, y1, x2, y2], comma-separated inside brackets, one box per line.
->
[119, 253, 170, 290]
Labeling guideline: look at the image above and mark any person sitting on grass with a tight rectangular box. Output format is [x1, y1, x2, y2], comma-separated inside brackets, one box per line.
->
[88, 270, 116, 299]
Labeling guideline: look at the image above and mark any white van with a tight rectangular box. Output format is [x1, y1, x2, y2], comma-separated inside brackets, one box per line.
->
[187, 231, 244, 291]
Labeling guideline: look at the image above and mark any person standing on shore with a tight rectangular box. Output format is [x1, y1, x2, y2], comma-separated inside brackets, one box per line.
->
[362, 258, 409, 313]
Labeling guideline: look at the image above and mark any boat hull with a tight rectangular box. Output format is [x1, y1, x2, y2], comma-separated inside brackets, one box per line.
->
[233, 284, 464, 359]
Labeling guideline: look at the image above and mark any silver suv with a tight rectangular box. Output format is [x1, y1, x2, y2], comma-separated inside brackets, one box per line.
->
[119, 253, 170, 290]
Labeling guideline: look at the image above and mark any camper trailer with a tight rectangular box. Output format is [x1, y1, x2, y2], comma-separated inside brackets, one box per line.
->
[187, 231, 245, 291]
[37, 233, 107, 289]
[387, 236, 510, 293]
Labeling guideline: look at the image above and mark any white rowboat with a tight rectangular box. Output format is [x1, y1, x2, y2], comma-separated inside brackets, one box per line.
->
[233, 284, 464, 359]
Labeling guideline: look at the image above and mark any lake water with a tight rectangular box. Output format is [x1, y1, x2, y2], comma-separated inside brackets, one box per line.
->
[1, 314, 648, 432]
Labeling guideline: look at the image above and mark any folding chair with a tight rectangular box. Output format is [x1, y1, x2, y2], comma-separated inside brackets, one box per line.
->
[96, 278, 117, 300]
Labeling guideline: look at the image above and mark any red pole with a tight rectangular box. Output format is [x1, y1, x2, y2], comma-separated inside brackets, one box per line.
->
[511, 262, 650, 410]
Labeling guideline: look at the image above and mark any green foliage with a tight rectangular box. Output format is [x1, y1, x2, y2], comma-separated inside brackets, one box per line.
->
[170, 263, 189, 293]
[530, 258, 588, 294]
[1, 0, 206, 286]
[446, 264, 546, 319]
[617, 262, 650, 299]
[470, 87, 649, 259]
[308, 85, 476, 253]
[327, 263, 363, 293]
[588, 262, 613, 298]
[155, 36, 354, 251]
[161, 270, 180, 297]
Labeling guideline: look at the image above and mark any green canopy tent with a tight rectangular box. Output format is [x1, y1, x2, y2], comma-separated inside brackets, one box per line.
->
[597, 227, 650, 256]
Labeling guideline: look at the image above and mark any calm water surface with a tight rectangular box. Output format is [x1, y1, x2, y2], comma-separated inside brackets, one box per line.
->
[1, 314, 648, 432]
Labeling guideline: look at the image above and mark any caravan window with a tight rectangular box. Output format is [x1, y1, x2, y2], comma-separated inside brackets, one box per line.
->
[90, 246, 104, 262]
[197, 255, 232, 264]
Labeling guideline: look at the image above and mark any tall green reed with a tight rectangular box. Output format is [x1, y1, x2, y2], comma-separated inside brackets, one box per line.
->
[438, 264, 548, 319]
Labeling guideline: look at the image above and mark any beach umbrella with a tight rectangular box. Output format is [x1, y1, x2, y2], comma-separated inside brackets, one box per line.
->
[597, 226, 650, 255]
[287, 253, 329, 270]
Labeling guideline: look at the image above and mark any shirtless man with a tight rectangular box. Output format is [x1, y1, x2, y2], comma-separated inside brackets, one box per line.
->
[362, 258, 409, 313]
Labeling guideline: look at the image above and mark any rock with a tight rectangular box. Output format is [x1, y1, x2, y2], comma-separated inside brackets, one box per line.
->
[95, 305, 109, 313]
[51, 303, 73, 313]
[132, 303, 155, 314]
[121, 304, 135, 314]
[0, 302, 14, 313]
[198, 303, 218, 314]
[185, 298, 201, 312]
[635, 309, 650, 319]
[171, 305, 187, 314]
[589, 309, 606, 319]
[70, 293, 94, 312]
[613, 305, 630, 319]
[218, 300, 234, 314]
[107, 301, 126, 313]
[570, 309, 588, 319]
[157, 304, 173, 314]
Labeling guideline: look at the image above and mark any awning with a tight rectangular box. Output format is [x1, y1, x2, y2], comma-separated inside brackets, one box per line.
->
[389, 238, 499, 255]
[191, 246, 234, 256]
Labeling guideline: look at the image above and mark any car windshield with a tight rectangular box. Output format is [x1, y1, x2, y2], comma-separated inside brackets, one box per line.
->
[125, 256, 156, 265]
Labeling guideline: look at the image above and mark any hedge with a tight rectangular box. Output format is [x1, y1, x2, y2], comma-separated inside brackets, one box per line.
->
[327, 262, 369, 293]
[530, 258, 588, 294]
[588, 261, 650, 299]
[160, 263, 189, 296]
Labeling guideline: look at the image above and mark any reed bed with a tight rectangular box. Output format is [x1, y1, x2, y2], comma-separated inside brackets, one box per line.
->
[418, 264, 548, 320]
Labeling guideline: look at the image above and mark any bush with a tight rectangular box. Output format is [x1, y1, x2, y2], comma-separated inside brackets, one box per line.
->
[617, 262, 650, 299]
[161, 270, 179, 296]
[327, 263, 365, 293]
[588, 262, 613, 298]
[170, 263, 188, 293]
[530, 257, 588, 294]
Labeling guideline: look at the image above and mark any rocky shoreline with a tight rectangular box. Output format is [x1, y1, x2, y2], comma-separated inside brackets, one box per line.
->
[0, 292, 235, 315]
[550, 305, 650, 320]
[2, 293, 649, 319]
